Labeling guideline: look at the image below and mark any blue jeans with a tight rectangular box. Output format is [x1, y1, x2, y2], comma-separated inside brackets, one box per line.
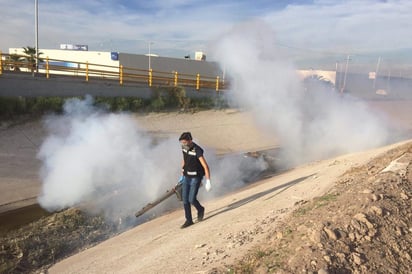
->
[182, 176, 204, 222]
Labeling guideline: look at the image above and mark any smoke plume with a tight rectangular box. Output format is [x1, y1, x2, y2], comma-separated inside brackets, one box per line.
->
[210, 20, 390, 166]
[37, 96, 181, 221]
[37, 96, 267, 223]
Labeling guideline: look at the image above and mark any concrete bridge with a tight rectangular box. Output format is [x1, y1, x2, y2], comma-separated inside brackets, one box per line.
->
[0, 71, 220, 98]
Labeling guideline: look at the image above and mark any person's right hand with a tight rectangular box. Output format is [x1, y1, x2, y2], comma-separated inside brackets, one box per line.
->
[205, 179, 211, 192]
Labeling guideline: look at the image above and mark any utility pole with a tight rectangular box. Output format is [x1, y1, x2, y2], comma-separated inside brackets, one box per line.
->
[373, 56, 381, 89]
[387, 68, 391, 92]
[35, 0, 39, 74]
[342, 55, 351, 93]
[335, 61, 338, 88]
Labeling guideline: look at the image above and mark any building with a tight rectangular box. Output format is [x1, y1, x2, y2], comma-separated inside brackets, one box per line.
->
[8, 47, 222, 80]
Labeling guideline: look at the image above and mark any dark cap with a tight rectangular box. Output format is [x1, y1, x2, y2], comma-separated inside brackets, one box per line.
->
[179, 132, 192, 141]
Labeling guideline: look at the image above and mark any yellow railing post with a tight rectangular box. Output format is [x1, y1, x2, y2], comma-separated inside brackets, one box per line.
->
[119, 65, 123, 85]
[0, 51, 2, 76]
[174, 71, 178, 87]
[216, 76, 220, 92]
[196, 73, 200, 90]
[149, 68, 152, 87]
[46, 57, 49, 79]
[85, 61, 89, 82]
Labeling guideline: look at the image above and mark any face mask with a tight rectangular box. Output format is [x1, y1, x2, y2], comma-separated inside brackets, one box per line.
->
[181, 144, 191, 150]
[181, 141, 193, 150]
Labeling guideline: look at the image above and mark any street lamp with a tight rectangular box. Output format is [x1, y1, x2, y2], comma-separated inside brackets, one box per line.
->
[35, 0, 39, 73]
[373, 56, 381, 89]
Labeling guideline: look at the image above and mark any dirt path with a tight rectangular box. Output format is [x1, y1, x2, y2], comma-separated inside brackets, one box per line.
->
[48, 140, 408, 273]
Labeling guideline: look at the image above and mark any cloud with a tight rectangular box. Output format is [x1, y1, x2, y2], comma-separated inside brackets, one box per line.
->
[1, 0, 411, 61]
[264, 0, 412, 53]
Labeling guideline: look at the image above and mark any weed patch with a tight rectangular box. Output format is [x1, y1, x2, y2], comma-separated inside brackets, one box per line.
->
[0, 87, 227, 121]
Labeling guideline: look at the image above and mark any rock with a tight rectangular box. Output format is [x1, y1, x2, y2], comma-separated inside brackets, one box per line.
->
[336, 240, 350, 253]
[400, 192, 409, 200]
[309, 230, 322, 243]
[323, 227, 338, 241]
[395, 226, 403, 236]
[318, 268, 329, 274]
[351, 219, 362, 231]
[353, 213, 374, 229]
[337, 229, 347, 239]
[370, 206, 383, 216]
[336, 252, 348, 264]
[371, 193, 384, 201]
[371, 194, 379, 201]
[367, 227, 377, 237]
[195, 243, 206, 248]
[353, 213, 367, 221]
[361, 188, 373, 194]
[323, 255, 332, 263]
[355, 232, 363, 241]
[352, 253, 363, 265]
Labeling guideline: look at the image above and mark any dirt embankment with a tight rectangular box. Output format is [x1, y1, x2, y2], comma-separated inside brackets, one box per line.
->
[224, 142, 412, 274]
[2, 141, 411, 274]
[1, 103, 412, 273]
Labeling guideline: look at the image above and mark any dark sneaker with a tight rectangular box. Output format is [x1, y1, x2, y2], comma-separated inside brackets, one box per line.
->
[180, 221, 194, 229]
[197, 207, 205, 222]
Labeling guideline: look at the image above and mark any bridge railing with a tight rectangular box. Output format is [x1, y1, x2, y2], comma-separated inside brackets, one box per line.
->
[0, 52, 226, 92]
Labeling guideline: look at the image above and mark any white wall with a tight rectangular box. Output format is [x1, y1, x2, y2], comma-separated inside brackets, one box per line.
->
[8, 48, 119, 76]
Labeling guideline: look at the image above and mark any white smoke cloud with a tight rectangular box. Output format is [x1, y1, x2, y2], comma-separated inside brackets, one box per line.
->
[203, 151, 269, 198]
[37, 96, 181, 221]
[37, 96, 269, 224]
[210, 20, 390, 166]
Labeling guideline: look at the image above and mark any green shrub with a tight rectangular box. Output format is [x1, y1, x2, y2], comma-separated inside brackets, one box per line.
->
[129, 98, 145, 111]
[0, 92, 227, 120]
[0, 97, 64, 119]
[149, 96, 166, 111]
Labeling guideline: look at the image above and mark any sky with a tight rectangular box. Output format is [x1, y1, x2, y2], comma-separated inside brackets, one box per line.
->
[1, 0, 412, 66]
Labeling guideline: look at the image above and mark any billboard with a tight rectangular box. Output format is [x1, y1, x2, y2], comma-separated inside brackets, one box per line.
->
[111, 52, 119, 61]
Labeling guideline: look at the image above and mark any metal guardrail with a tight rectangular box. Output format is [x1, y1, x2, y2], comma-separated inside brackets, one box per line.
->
[0, 52, 226, 92]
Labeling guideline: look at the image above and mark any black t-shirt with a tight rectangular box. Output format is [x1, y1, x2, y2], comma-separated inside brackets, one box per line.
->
[182, 142, 205, 178]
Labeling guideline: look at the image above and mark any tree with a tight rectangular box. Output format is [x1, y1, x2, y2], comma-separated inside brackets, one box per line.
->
[7, 54, 23, 71]
[22, 46, 43, 73]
